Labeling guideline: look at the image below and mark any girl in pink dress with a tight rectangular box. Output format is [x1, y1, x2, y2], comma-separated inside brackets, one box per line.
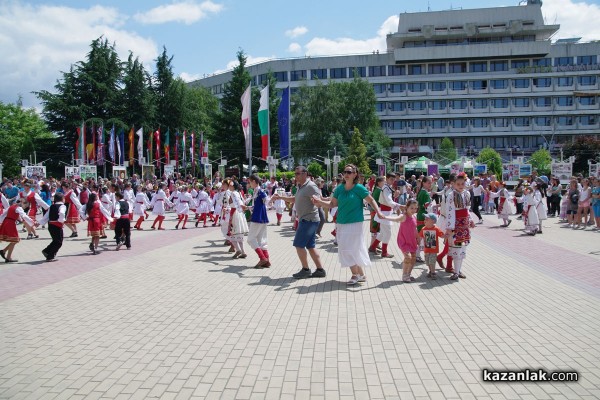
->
[385, 199, 419, 282]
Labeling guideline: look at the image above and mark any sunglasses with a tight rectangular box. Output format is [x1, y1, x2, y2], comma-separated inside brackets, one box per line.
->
[343, 170, 354, 175]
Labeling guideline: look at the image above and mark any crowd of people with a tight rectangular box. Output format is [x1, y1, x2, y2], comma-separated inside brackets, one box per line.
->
[0, 166, 598, 285]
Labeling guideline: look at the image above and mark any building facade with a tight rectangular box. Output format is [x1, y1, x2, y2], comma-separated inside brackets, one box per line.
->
[192, 1, 600, 157]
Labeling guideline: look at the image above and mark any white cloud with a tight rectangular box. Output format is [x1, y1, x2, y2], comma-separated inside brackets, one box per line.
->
[542, 0, 600, 42]
[180, 72, 202, 82]
[304, 15, 398, 56]
[287, 43, 302, 53]
[0, 2, 158, 108]
[285, 26, 308, 38]
[134, 1, 223, 25]
[213, 55, 276, 75]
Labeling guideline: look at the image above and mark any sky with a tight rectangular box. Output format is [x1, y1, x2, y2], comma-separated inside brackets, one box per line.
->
[2, 0, 600, 109]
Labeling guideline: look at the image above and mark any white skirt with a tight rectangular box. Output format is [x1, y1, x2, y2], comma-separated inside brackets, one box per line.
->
[336, 222, 371, 268]
[231, 210, 249, 235]
[198, 200, 210, 213]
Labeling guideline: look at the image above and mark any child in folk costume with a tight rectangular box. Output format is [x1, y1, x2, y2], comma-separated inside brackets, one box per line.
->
[80, 193, 113, 255]
[133, 187, 151, 230]
[212, 183, 223, 227]
[207, 186, 216, 224]
[521, 184, 540, 235]
[436, 175, 455, 273]
[195, 185, 211, 227]
[368, 177, 384, 252]
[169, 186, 181, 211]
[228, 181, 249, 258]
[113, 192, 132, 250]
[0, 193, 9, 214]
[371, 173, 401, 258]
[175, 186, 193, 229]
[150, 183, 172, 230]
[0, 200, 38, 263]
[532, 182, 548, 233]
[445, 173, 475, 281]
[100, 186, 114, 234]
[61, 181, 83, 238]
[123, 183, 135, 219]
[189, 184, 199, 221]
[220, 180, 234, 250]
[244, 175, 271, 268]
[39, 192, 66, 262]
[384, 199, 419, 282]
[272, 188, 286, 226]
[489, 181, 513, 227]
[20, 181, 49, 239]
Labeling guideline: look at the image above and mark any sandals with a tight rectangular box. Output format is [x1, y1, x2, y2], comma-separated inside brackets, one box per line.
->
[427, 272, 438, 280]
[347, 275, 359, 285]
[402, 276, 415, 283]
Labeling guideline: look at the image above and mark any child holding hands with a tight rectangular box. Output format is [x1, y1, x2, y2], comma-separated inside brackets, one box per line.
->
[384, 199, 419, 282]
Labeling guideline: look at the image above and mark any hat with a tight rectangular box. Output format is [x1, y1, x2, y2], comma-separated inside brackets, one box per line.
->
[424, 213, 437, 223]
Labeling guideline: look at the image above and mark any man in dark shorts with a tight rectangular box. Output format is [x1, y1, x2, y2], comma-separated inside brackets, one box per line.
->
[272, 166, 326, 279]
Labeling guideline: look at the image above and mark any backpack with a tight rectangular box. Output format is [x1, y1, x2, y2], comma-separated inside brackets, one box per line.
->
[570, 192, 579, 205]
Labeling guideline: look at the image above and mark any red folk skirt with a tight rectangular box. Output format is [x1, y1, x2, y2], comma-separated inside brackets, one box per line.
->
[0, 218, 20, 243]
[66, 204, 80, 224]
[453, 208, 471, 244]
[87, 217, 105, 237]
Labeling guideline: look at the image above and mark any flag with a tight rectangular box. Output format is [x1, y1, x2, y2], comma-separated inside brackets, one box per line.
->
[164, 129, 170, 165]
[182, 130, 187, 168]
[154, 128, 161, 167]
[76, 121, 85, 162]
[203, 139, 208, 158]
[241, 84, 252, 159]
[174, 130, 179, 169]
[96, 124, 105, 166]
[118, 129, 125, 165]
[128, 127, 134, 166]
[108, 125, 115, 162]
[86, 124, 95, 163]
[147, 129, 153, 164]
[258, 86, 269, 159]
[136, 127, 143, 165]
[190, 131, 195, 169]
[278, 87, 290, 158]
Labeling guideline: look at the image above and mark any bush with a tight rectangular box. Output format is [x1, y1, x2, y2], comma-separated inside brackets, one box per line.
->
[257, 171, 295, 180]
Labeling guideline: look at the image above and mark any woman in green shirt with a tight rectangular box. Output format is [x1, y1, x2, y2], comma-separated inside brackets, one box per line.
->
[313, 164, 384, 285]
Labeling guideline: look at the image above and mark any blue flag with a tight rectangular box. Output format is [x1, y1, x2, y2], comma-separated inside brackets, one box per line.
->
[278, 87, 290, 158]
[118, 129, 125, 165]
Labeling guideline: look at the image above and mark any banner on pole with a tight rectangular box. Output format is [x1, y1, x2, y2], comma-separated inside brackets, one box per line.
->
[79, 165, 97, 181]
[112, 166, 128, 180]
[25, 166, 46, 180]
[65, 166, 79, 179]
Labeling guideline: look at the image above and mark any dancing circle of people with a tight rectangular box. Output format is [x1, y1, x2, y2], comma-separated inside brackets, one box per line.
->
[1, 166, 599, 286]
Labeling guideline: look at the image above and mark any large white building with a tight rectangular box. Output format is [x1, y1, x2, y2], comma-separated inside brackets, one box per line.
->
[193, 0, 600, 157]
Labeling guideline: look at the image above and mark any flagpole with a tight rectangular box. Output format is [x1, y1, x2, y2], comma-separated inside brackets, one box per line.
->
[249, 82, 253, 177]
[288, 86, 291, 166]
[267, 86, 271, 158]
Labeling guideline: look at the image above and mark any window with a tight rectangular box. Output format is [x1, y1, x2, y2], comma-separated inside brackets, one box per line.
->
[389, 102, 406, 112]
[578, 76, 597, 86]
[257, 74, 268, 85]
[578, 55, 597, 65]
[471, 99, 488, 109]
[388, 65, 405, 76]
[368, 66, 386, 77]
[350, 67, 366, 77]
[449, 62, 467, 73]
[557, 116, 574, 126]
[389, 83, 405, 93]
[469, 62, 487, 73]
[554, 57, 574, 66]
[373, 84, 386, 94]
[491, 79, 508, 89]
[430, 120, 447, 129]
[428, 63, 446, 74]
[513, 98, 530, 108]
[450, 100, 467, 109]
[450, 81, 467, 90]
[408, 101, 427, 110]
[492, 99, 509, 108]
[534, 117, 551, 126]
[274, 71, 288, 82]
[580, 115, 597, 125]
[311, 69, 327, 80]
[490, 60, 508, 71]
[511, 60, 530, 69]
[375, 103, 386, 112]
[513, 79, 530, 88]
[533, 58, 551, 67]
[493, 118, 510, 127]
[390, 120, 407, 130]
[408, 64, 424, 75]
[513, 117, 530, 127]
[409, 120, 427, 129]
[471, 118, 488, 128]
[470, 80, 487, 90]
[290, 70, 307, 81]
[429, 82, 446, 91]
[330, 68, 347, 79]
[556, 96, 574, 106]
[579, 96, 596, 105]
[429, 100, 447, 110]
[556, 77, 573, 87]
[533, 78, 552, 87]
[408, 82, 426, 92]
[451, 119, 468, 129]
[535, 97, 552, 107]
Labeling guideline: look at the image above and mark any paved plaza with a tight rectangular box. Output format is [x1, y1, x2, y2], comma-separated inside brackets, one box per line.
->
[1, 210, 599, 400]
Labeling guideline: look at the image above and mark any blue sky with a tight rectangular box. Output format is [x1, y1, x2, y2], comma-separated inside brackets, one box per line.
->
[1, 0, 600, 109]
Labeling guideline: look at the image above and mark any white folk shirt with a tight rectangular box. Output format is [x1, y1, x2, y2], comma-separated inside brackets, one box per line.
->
[38, 203, 66, 226]
[101, 193, 114, 214]
[176, 192, 193, 215]
[133, 192, 151, 216]
[123, 189, 135, 210]
[150, 190, 172, 215]
[0, 206, 35, 227]
[445, 190, 471, 231]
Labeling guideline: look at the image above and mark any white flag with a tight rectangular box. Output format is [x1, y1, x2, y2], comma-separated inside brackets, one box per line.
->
[136, 127, 143, 164]
[108, 126, 115, 161]
[241, 84, 252, 159]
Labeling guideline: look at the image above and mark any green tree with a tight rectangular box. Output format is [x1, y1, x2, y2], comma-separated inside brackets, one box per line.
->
[345, 127, 371, 176]
[307, 161, 325, 178]
[120, 52, 155, 130]
[0, 101, 55, 177]
[476, 146, 502, 177]
[562, 136, 600, 174]
[182, 85, 219, 158]
[435, 137, 458, 164]
[529, 149, 552, 176]
[211, 49, 252, 172]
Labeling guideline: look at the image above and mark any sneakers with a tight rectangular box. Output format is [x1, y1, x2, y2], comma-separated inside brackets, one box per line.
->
[450, 273, 459, 280]
[232, 251, 242, 259]
[69, 232, 78, 238]
[357, 275, 367, 283]
[381, 253, 394, 258]
[458, 272, 466, 279]
[477, 220, 483, 224]
[311, 268, 326, 278]
[427, 271, 438, 280]
[292, 268, 312, 279]
[116, 243, 123, 251]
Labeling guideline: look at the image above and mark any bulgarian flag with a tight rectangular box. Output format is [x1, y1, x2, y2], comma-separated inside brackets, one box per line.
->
[164, 129, 170, 165]
[258, 86, 269, 159]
